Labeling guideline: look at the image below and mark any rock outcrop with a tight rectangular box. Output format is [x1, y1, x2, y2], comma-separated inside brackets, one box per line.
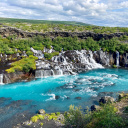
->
[0, 26, 128, 41]
[99, 96, 115, 104]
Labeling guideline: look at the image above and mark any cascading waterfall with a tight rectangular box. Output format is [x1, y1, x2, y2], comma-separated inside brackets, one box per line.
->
[35, 50, 104, 78]
[52, 52, 67, 65]
[58, 67, 63, 76]
[76, 50, 104, 69]
[98, 50, 110, 66]
[51, 69, 55, 76]
[0, 74, 3, 85]
[116, 51, 119, 67]
[31, 47, 44, 59]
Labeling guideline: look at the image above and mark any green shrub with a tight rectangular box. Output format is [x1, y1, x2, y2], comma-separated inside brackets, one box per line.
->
[87, 104, 125, 128]
[64, 105, 85, 128]
[44, 52, 59, 60]
[6, 55, 38, 73]
[112, 65, 117, 68]
[124, 106, 128, 113]
[26, 51, 34, 56]
[64, 104, 125, 128]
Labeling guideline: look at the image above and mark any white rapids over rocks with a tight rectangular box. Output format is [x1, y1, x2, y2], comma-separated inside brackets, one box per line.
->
[35, 50, 104, 78]
[0, 74, 4, 85]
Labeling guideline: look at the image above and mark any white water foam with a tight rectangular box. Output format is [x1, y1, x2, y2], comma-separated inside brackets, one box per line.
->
[0, 74, 4, 85]
[42, 93, 56, 101]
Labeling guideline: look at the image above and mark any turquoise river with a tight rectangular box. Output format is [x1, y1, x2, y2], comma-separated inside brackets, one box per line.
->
[0, 68, 128, 126]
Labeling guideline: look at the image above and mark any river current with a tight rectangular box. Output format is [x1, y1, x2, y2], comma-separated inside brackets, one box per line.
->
[0, 68, 128, 127]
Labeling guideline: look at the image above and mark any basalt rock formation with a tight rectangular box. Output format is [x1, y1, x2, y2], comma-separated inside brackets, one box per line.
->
[0, 26, 128, 41]
[1, 48, 128, 84]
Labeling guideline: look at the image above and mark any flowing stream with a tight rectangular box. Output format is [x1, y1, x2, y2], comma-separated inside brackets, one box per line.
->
[0, 68, 128, 127]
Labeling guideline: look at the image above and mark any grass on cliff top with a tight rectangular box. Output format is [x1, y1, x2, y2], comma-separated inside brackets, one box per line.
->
[0, 17, 128, 34]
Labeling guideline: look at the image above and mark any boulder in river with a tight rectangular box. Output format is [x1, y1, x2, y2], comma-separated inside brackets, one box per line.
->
[55, 95, 60, 100]
[75, 97, 82, 100]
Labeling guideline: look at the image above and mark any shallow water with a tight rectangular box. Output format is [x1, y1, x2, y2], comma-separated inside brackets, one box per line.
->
[0, 68, 128, 126]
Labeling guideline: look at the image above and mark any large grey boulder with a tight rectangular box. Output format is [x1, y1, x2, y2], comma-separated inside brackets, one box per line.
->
[38, 109, 45, 114]
[99, 96, 115, 104]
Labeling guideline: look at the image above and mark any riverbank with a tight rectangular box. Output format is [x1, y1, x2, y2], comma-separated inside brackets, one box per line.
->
[14, 92, 128, 128]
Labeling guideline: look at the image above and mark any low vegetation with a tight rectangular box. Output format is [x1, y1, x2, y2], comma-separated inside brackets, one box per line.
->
[64, 104, 126, 128]
[0, 17, 128, 33]
[30, 112, 61, 123]
[44, 52, 59, 60]
[6, 55, 38, 73]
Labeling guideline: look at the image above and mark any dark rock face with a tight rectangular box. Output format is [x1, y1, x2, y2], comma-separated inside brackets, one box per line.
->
[3, 71, 35, 84]
[91, 105, 101, 111]
[0, 27, 128, 41]
[99, 96, 115, 104]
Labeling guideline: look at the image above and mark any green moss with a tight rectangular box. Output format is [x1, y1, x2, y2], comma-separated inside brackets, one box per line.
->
[37, 114, 45, 120]
[56, 112, 60, 116]
[31, 116, 39, 123]
[40, 123, 44, 126]
[51, 113, 56, 116]
[48, 116, 53, 120]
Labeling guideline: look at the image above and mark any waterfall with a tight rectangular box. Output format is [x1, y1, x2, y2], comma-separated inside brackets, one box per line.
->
[58, 67, 63, 76]
[52, 53, 67, 65]
[0, 74, 3, 85]
[35, 50, 104, 78]
[76, 50, 104, 70]
[54, 66, 63, 76]
[51, 69, 55, 76]
[31, 47, 44, 59]
[98, 50, 110, 66]
[116, 51, 119, 67]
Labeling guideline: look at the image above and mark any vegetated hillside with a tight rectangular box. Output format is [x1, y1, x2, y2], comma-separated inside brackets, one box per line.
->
[0, 17, 92, 26]
[0, 17, 128, 34]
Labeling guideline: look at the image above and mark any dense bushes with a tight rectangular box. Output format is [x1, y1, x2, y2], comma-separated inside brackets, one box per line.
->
[64, 104, 126, 128]
[1, 35, 128, 56]
[6, 55, 38, 73]
[44, 52, 59, 60]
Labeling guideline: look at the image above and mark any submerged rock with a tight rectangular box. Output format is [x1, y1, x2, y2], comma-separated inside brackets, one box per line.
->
[75, 97, 82, 100]
[55, 95, 60, 100]
[73, 89, 80, 92]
